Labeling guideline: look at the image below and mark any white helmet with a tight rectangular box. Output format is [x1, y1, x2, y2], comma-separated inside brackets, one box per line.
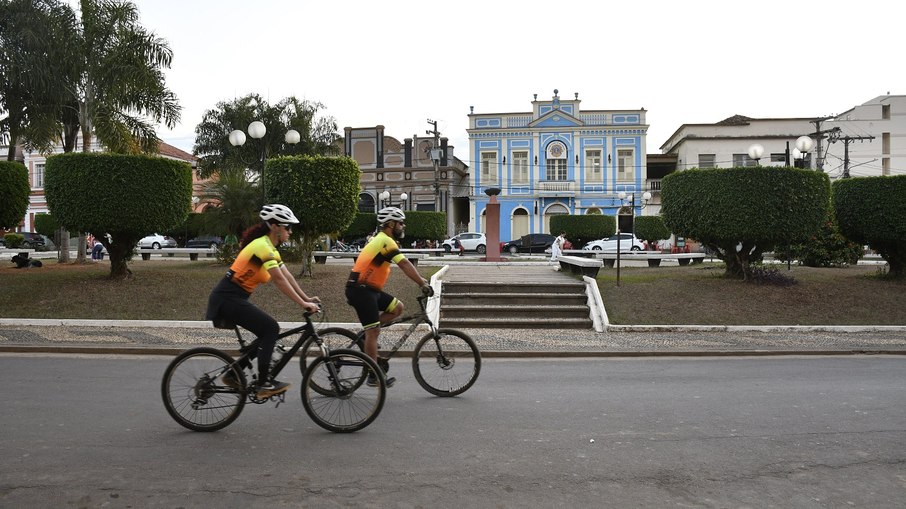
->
[377, 207, 405, 225]
[260, 204, 299, 224]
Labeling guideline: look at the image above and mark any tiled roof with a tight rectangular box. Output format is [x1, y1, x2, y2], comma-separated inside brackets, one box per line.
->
[715, 114, 753, 126]
[158, 141, 197, 163]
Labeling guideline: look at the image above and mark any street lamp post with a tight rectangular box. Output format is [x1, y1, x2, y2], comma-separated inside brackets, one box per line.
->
[793, 135, 814, 168]
[615, 191, 652, 287]
[378, 191, 408, 210]
[747, 144, 764, 166]
[229, 121, 300, 200]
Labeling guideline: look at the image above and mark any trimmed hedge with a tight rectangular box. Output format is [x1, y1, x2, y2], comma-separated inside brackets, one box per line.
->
[0, 161, 30, 229]
[550, 214, 616, 247]
[634, 216, 670, 246]
[833, 175, 906, 277]
[661, 166, 830, 278]
[44, 153, 192, 277]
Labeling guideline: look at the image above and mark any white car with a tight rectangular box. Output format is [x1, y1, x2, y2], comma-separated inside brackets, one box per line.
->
[138, 233, 177, 249]
[442, 232, 487, 254]
[583, 233, 645, 252]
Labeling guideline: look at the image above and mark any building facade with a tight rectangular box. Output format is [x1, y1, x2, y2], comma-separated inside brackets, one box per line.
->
[341, 125, 469, 237]
[467, 89, 649, 241]
[659, 94, 906, 181]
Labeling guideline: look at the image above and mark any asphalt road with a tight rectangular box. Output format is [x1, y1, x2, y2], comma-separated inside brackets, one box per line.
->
[1, 354, 904, 508]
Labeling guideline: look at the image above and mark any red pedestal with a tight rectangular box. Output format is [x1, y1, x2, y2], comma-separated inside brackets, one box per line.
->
[484, 194, 502, 262]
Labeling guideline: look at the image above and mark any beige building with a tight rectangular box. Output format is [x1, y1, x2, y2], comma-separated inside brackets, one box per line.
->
[341, 125, 469, 237]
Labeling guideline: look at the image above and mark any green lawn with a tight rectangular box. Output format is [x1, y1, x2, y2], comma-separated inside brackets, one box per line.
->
[1, 259, 903, 325]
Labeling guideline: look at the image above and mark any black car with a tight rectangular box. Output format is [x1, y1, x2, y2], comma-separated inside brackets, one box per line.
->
[185, 235, 223, 249]
[20, 232, 46, 249]
[501, 233, 556, 254]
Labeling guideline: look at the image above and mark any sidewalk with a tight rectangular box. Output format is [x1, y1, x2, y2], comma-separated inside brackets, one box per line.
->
[2, 319, 905, 357]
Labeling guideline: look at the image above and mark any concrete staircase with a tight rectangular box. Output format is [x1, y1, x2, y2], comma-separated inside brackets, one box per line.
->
[439, 280, 592, 329]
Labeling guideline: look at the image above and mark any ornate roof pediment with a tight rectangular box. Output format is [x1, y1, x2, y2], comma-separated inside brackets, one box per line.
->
[529, 109, 584, 128]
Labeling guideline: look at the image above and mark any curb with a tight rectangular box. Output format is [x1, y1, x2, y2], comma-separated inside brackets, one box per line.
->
[2, 345, 904, 358]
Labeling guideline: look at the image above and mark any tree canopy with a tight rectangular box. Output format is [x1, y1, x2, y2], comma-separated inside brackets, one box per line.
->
[0, 161, 29, 228]
[193, 94, 340, 180]
[833, 175, 906, 278]
[265, 155, 360, 275]
[44, 152, 192, 278]
[661, 166, 830, 279]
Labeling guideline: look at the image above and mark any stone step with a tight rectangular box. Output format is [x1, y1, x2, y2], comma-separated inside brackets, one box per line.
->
[443, 282, 584, 294]
[439, 317, 593, 329]
[441, 304, 590, 319]
[442, 293, 587, 305]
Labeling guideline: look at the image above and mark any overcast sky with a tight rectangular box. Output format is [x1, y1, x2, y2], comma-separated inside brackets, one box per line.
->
[111, 0, 901, 164]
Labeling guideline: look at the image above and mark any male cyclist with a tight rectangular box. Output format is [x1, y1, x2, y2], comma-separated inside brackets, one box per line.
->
[205, 204, 320, 398]
[346, 207, 433, 387]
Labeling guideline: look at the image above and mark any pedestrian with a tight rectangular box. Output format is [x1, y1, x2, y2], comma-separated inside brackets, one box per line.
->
[550, 231, 566, 265]
[453, 237, 464, 256]
[91, 239, 104, 261]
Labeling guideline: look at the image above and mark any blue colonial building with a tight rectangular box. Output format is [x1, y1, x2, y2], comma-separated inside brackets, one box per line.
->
[467, 89, 649, 241]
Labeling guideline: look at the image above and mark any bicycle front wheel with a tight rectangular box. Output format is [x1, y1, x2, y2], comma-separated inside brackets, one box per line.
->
[302, 349, 385, 433]
[161, 347, 246, 432]
[412, 329, 481, 397]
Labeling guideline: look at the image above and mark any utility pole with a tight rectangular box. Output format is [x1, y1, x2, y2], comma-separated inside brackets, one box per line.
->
[810, 117, 841, 172]
[839, 134, 875, 178]
[426, 119, 441, 211]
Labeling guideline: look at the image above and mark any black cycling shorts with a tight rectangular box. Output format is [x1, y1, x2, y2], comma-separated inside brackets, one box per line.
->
[345, 284, 398, 330]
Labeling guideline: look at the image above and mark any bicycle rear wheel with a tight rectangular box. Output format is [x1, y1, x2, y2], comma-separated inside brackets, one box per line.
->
[301, 349, 385, 433]
[161, 347, 246, 432]
[299, 327, 362, 379]
[412, 329, 481, 397]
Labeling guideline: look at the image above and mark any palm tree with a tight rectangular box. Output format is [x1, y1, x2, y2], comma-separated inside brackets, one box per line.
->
[11, 0, 181, 262]
[199, 168, 262, 240]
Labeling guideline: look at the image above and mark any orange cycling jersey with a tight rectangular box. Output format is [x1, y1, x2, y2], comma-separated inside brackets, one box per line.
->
[347, 232, 406, 291]
[227, 235, 283, 293]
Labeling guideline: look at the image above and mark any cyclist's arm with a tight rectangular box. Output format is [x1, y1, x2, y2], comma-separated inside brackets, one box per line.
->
[396, 258, 429, 288]
[279, 264, 320, 303]
[269, 265, 318, 313]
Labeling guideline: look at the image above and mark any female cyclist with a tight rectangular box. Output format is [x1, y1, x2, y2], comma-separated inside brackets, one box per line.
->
[205, 204, 320, 398]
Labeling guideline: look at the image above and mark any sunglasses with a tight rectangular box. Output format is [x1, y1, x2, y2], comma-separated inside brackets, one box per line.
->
[278, 223, 293, 229]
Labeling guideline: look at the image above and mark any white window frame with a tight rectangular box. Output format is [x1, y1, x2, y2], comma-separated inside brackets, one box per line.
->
[512, 151, 528, 184]
[585, 149, 602, 182]
[546, 158, 567, 181]
[617, 149, 634, 181]
[698, 154, 716, 168]
[33, 162, 45, 188]
[481, 152, 498, 184]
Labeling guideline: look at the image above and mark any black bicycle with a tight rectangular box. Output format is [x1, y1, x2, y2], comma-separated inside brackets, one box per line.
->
[298, 295, 481, 397]
[161, 311, 385, 433]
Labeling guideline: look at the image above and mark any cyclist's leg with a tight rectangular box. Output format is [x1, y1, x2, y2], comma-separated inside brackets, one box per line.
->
[346, 286, 395, 386]
[219, 298, 279, 384]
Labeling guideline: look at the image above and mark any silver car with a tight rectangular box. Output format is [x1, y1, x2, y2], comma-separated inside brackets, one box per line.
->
[138, 234, 177, 249]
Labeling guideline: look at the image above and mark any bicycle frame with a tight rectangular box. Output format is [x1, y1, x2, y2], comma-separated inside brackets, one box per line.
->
[374, 296, 437, 360]
[228, 313, 331, 390]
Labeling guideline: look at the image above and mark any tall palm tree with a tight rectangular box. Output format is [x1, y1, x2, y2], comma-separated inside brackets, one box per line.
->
[11, 0, 181, 262]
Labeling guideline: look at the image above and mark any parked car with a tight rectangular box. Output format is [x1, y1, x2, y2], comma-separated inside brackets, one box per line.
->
[186, 235, 223, 249]
[442, 232, 487, 254]
[583, 233, 644, 252]
[501, 233, 556, 254]
[138, 234, 177, 249]
[20, 232, 46, 249]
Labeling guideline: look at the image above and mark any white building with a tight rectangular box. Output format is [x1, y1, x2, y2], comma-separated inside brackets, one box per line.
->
[659, 94, 906, 180]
